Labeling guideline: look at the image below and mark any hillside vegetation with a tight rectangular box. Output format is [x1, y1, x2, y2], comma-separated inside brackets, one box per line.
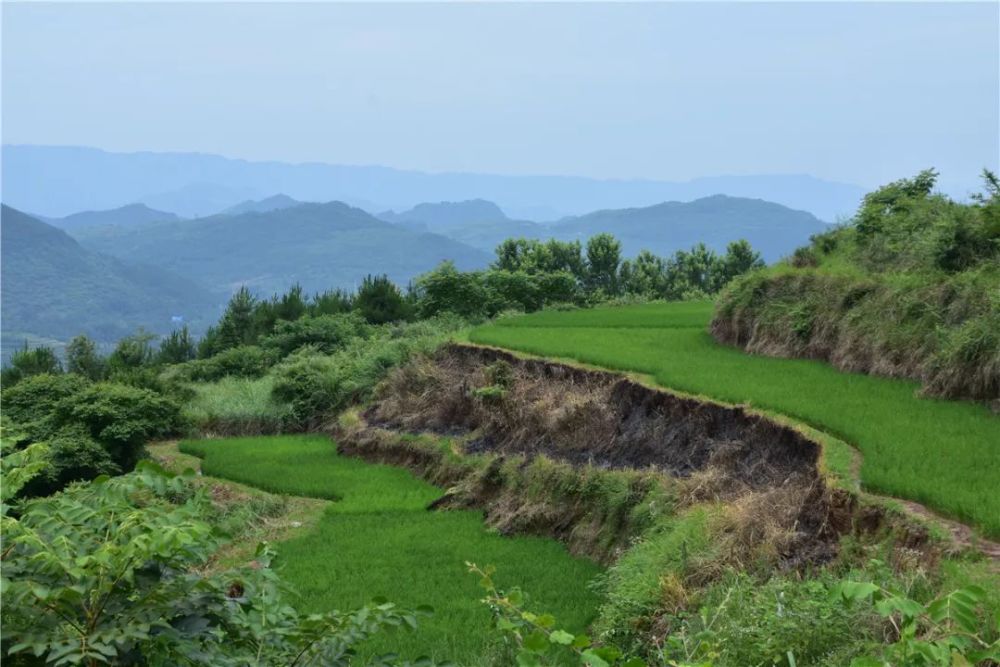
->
[0, 206, 219, 342]
[469, 301, 1000, 538]
[712, 170, 1000, 402]
[72, 201, 492, 296]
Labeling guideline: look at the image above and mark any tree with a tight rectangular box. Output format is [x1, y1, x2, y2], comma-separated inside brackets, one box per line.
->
[416, 261, 489, 319]
[215, 286, 259, 353]
[0, 342, 62, 386]
[354, 274, 410, 324]
[718, 240, 764, 287]
[66, 334, 106, 380]
[157, 326, 197, 365]
[620, 250, 666, 297]
[586, 233, 622, 295]
[107, 329, 156, 372]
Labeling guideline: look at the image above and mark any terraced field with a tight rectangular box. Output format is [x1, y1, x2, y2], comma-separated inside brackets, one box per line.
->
[470, 302, 1000, 538]
[180, 435, 602, 662]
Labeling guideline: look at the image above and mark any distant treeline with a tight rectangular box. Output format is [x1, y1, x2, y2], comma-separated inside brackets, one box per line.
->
[2, 232, 764, 384]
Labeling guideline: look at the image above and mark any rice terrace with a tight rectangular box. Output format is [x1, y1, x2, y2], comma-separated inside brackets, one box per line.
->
[2, 2, 999, 666]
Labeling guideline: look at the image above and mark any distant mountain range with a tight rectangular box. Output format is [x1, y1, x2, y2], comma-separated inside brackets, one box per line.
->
[71, 201, 492, 299]
[1, 205, 219, 343]
[2, 144, 865, 221]
[44, 203, 179, 230]
[378, 195, 829, 262]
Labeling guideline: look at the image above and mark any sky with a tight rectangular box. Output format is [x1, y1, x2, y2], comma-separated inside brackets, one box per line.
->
[2, 2, 998, 191]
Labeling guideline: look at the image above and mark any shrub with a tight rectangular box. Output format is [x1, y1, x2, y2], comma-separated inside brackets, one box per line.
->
[271, 350, 345, 428]
[20, 428, 121, 497]
[2, 460, 427, 665]
[51, 382, 181, 469]
[0, 373, 91, 437]
[175, 345, 277, 382]
[261, 313, 371, 357]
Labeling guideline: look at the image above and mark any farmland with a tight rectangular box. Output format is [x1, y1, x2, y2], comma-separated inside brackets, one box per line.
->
[470, 301, 1000, 538]
[179, 435, 603, 662]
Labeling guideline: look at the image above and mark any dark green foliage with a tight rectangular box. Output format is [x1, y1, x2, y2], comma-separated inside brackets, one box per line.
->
[1, 373, 91, 434]
[416, 261, 491, 319]
[270, 317, 464, 429]
[216, 286, 259, 351]
[106, 329, 156, 372]
[175, 345, 277, 382]
[65, 334, 106, 380]
[19, 428, 121, 497]
[0, 342, 62, 386]
[586, 233, 623, 294]
[157, 326, 197, 364]
[493, 238, 587, 279]
[50, 382, 181, 469]
[261, 313, 371, 357]
[312, 287, 354, 315]
[355, 274, 411, 324]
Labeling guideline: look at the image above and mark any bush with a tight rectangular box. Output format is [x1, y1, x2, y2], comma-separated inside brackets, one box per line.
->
[271, 316, 465, 429]
[0, 373, 91, 437]
[2, 459, 426, 665]
[261, 313, 371, 357]
[20, 428, 121, 497]
[271, 349, 344, 429]
[51, 382, 182, 469]
[175, 345, 277, 382]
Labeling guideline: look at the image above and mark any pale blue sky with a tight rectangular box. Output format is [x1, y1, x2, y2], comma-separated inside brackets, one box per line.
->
[3, 2, 998, 192]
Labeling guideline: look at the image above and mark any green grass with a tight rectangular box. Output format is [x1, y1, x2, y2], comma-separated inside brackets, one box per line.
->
[469, 302, 1000, 538]
[183, 376, 288, 432]
[179, 435, 603, 662]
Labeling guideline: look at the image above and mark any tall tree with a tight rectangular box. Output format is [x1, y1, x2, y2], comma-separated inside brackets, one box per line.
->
[354, 274, 410, 324]
[66, 334, 105, 380]
[585, 233, 622, 295]
[157, 326, 197, 365]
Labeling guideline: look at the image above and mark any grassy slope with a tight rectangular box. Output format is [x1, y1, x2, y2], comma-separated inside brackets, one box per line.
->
[470, 302, 1000, 538]
[180, 435, 602, 662]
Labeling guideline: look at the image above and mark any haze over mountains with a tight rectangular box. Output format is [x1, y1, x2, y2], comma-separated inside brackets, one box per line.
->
[71, 201, 492, 298]
[1, 144, 842, 348]
[2, 144, 865, 222]
[1, 205, 218, 344]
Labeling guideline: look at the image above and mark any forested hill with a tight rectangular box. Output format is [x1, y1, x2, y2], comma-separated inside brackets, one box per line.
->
[377, 195, 831, 261]
[549, 195, 830, 262]
[74, 201, 493, 297]
[45, 203, 180, 230]
[0, 205, 219, 343]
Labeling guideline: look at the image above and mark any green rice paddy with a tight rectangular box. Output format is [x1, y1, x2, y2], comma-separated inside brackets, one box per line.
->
[470, 302, 1000, 538]
[180, 435, 602, 662]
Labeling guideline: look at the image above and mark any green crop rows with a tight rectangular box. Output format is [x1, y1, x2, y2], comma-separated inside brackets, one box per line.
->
[471, 302, 1000, 538]
[180, 435, 602, 662]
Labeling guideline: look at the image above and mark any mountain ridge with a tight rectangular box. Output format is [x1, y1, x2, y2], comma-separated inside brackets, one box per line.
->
[2, 144, 865, 221]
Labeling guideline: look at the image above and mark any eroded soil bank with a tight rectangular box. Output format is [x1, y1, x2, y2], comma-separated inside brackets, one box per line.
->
[337, 343, 878, 567]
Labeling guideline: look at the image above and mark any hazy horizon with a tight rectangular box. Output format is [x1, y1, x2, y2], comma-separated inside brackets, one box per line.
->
[3, 2, 998, 195]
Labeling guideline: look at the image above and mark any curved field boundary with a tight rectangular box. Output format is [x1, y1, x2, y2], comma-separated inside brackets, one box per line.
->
[469, 302, 1000, 539]
[178, 435, 602, 662]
